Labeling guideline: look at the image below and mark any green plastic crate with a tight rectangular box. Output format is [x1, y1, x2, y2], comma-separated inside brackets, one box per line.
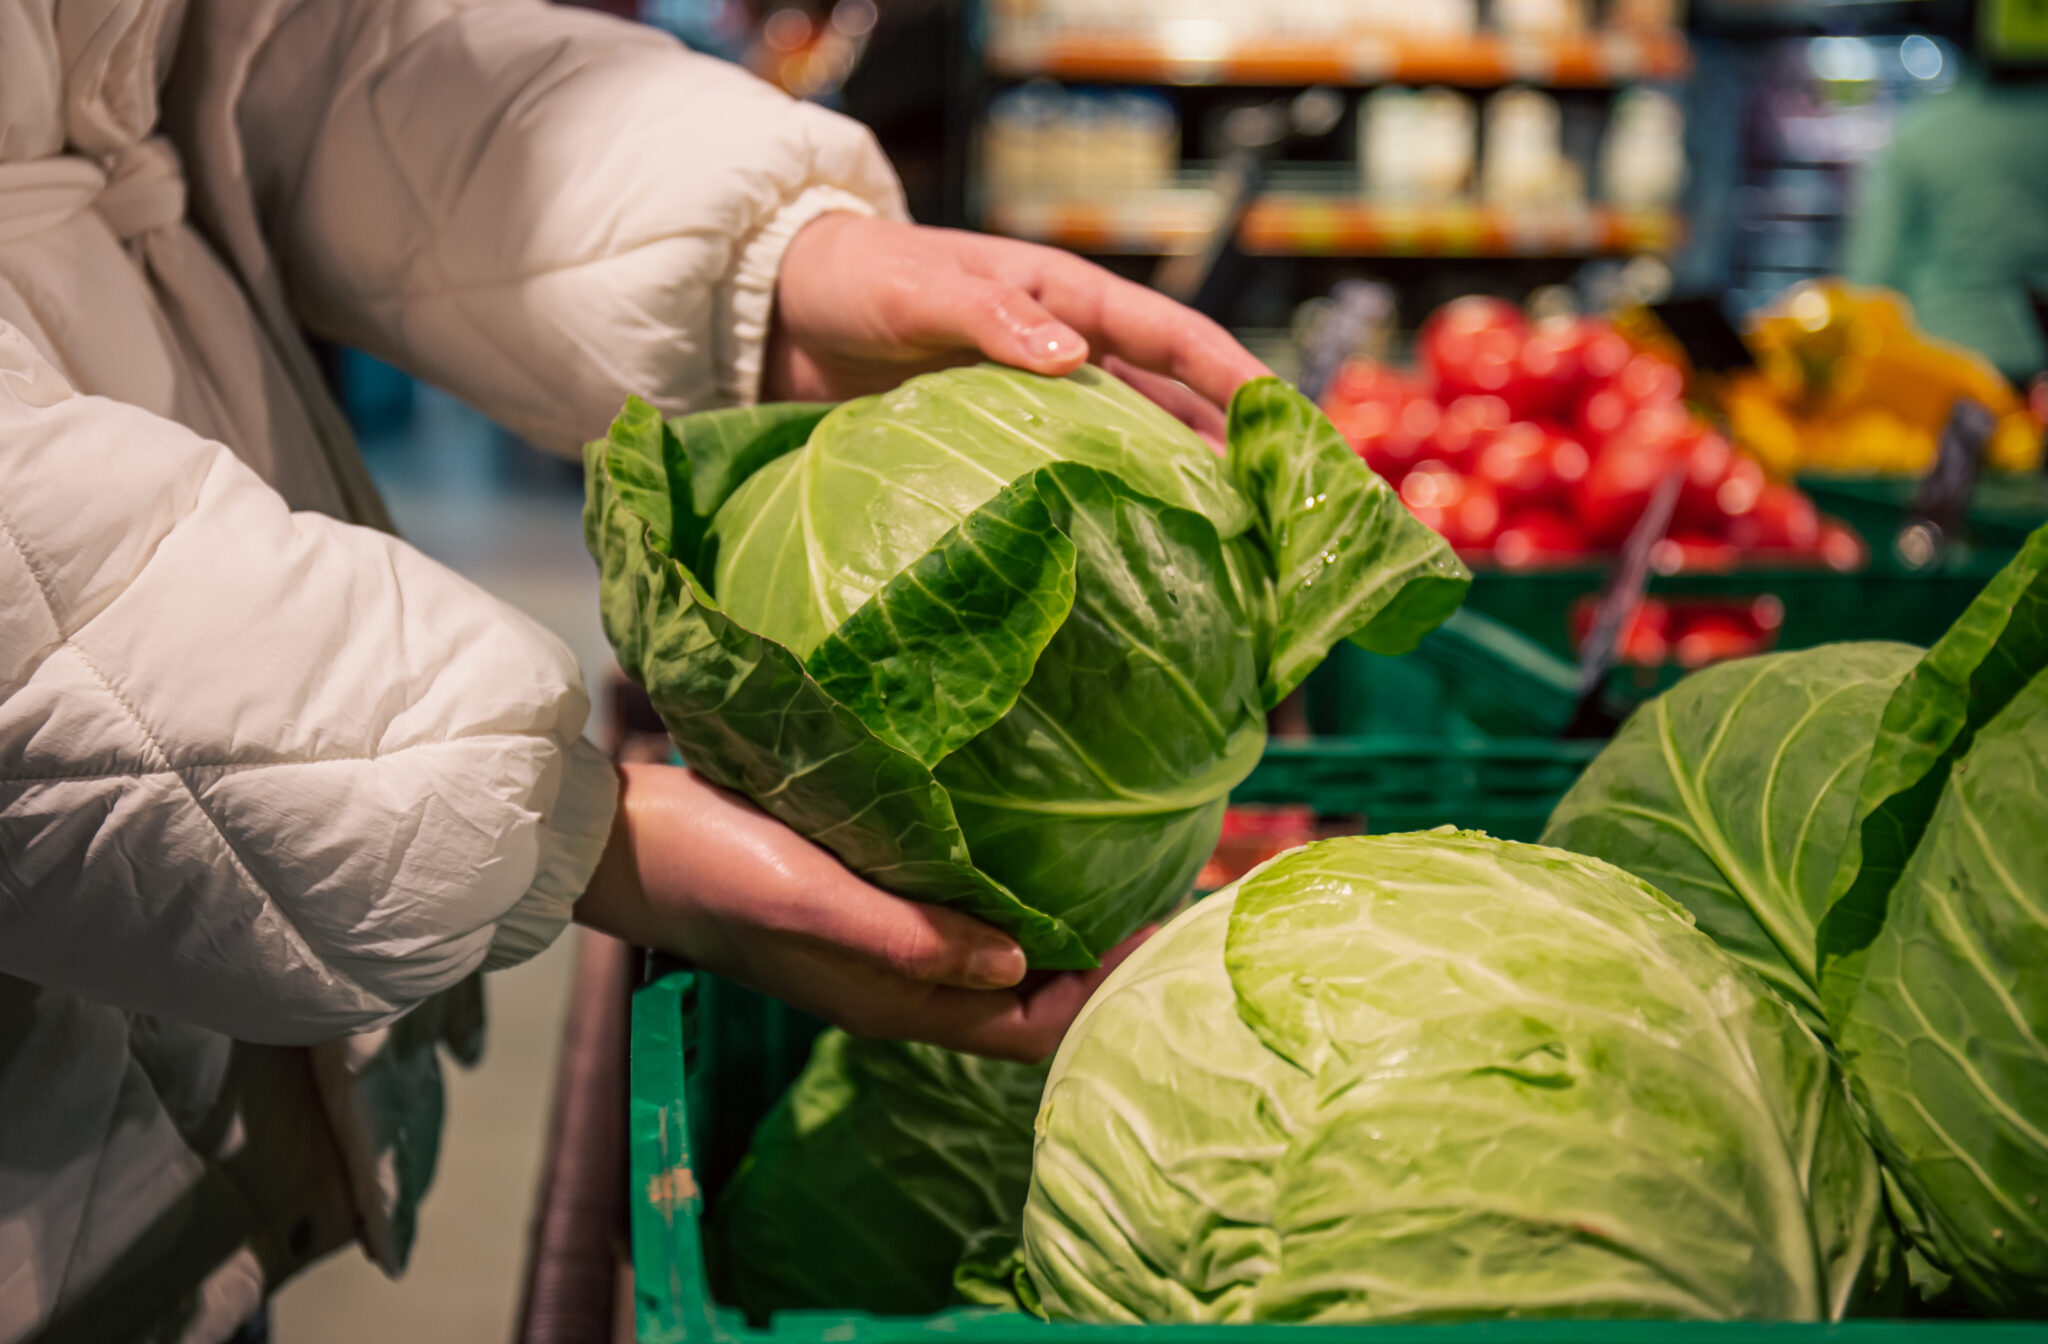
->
[1302, 608, 1583, 740]
[1797, 473, 2048, 556]
[630, 966, 2048, 1344]
[1455, 558, 2014, 666]
[1233, 736, 1600, 843]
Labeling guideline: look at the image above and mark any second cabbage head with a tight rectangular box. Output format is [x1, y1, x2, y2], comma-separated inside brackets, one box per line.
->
[586, 364, 1467, 964]
[1024, 832, 1890, 1324]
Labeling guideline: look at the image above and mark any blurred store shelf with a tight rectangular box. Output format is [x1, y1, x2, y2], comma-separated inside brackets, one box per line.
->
[982, 191, 1684, 257]
[984, 26, 1691, 87]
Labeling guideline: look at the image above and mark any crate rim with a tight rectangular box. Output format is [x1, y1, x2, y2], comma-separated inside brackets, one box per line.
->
[630, 967, 2048, 1344]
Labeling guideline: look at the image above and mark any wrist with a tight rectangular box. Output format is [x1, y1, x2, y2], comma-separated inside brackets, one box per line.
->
[574, 763, 668, 951]
[760, 205, 873, 403]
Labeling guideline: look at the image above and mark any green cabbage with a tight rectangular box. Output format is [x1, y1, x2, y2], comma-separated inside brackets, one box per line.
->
[1817, 526, 2048, 1314]
[586, 365, 1466, 964]
[1546, 525, 2048, 1315]
[709, 1031, 1045, 1320]
[1023, 832, 1890, 1324]
[1542, 642, 1920, 1023]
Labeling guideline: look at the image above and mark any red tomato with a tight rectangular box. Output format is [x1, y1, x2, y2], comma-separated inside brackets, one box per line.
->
[1505, 321, 1583, 420]
[1626, 401, 1696, 448]
[1620, 600, 1674, 666]
[1573, 386, 1635, 445]
[1716, 456, 1766, 523]
[1574, 321, 1635, 385]
[1729, 483, 1822, 552]
[1432, 394, 1513, 469]
[1651, 533, 1743, 575]
[1356, 396, 1443, 486]
[1674, 611, 1767, 668]
[1400, 461, 1502, 550]
[1420, 297, 1528, 401]
[1749, 593, 1787, 637]
[1618, 352, 1684, 407]
[1493, 508, 1592, 568]
[1570, 596, 1671, 664]
[1473, 422, 1548, 508]
[1818, 519, 1868, 572]
[1546, 429, 1592, 488]
[1571, 425, 1686, 546]
[1674, 431, 1763, 535]
[1474, 422, 1588, 512]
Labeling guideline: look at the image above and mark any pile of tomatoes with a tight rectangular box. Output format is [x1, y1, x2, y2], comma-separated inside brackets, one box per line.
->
[1324, 297, 1865, 574]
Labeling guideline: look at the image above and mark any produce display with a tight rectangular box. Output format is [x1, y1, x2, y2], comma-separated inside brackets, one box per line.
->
[587, 362, 1466, 968]
[598, 362, 2048, 1330]
[1021, 833, 1889, 1323]
[1546, 527, 2048, 1313]
[1711, 281, 2043, 477]
[1322, 297, 1861, 572]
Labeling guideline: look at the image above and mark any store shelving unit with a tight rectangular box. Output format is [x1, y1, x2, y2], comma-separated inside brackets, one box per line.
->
[986, 27, 1692, 87]
[968, 4, 1695, 326]
[984, 191, 1684, 257]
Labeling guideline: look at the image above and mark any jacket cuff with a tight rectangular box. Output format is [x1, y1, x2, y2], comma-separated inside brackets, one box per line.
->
[718, 184, 882, 407]
[485, 736, 619, 970]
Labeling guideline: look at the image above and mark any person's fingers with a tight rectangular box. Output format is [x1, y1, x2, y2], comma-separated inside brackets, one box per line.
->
[884, 265, 1090, 377]
[905, 922, 1160, 1063]
[784, 881, 1029, 991]
[963, 239, 1272, 407]
[1102, 356, 1230, 450]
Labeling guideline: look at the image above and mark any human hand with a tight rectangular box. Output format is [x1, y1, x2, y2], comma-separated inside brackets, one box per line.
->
[763, 214, 1270, 423]
[576, 762, 1152, 1062]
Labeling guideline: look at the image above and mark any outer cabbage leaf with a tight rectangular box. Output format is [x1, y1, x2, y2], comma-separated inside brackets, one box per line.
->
[592, 366, 1463, 969]
[709, 1030, 1045, 1320]
[1819, 524, 2048, 1017]
[1828, 674, 2048, 1314]
[928, 467, 1265, 951]
[585, 398, 1093, 966]
[1541, 643, 1920, 1021]
[707, 363, 1253, 657]
[1024, 833, 1890, 1325]
[1807, 526, 2048, 1314]
[1225, 378, 1472, 702]
[1023, 896, 1303, 1323]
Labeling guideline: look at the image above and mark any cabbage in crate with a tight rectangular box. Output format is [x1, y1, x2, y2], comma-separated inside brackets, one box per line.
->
[585, 364, 1467, 964]
[1545, 524, 2048, 1313]
[1023, 832, 1892, 1323]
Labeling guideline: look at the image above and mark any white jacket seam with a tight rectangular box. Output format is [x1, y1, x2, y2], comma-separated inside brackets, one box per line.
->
[0, 493, 64, 632]
[351, 227, 733, 306]
[0, 731, 579, 787]
[56, 642, 386, 1011]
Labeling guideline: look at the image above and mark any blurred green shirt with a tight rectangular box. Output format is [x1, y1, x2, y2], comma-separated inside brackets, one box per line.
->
[1844, 71, 2048, 380]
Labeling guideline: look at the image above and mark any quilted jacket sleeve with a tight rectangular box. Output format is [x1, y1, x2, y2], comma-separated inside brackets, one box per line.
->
[217, 0, 907, 456]
[0, 325, 619, 1045]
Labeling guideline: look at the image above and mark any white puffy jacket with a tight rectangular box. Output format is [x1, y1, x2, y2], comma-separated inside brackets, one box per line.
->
[0, 0, 903, 1338]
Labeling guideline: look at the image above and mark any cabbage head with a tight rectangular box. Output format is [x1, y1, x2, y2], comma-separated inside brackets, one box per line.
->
[586, 365, 1466, 964]
[1023, 832, 1890, 1323]
[1542, 641, 1921, 1024]
[1817, 525, 2048, 1314]
[1545, 524, 2048, 1315]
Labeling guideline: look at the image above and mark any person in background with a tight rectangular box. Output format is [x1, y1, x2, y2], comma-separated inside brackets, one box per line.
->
[1844, 5, 2048, 387]
[0, 1, 1267, 1340]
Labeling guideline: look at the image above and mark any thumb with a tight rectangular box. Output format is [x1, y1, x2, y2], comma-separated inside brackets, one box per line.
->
[898, 270, 1088, 377]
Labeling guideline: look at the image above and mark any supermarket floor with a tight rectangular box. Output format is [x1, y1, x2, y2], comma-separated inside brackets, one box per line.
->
[271, 386, 614, 1344]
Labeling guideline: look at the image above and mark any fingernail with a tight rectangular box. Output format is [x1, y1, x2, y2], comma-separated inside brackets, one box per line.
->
[1023, 322, 1084, 363]
[969, 942, 1026, 990]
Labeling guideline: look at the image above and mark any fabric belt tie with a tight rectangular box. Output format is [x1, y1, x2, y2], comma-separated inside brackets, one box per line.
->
[0, 136, 186, 246]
